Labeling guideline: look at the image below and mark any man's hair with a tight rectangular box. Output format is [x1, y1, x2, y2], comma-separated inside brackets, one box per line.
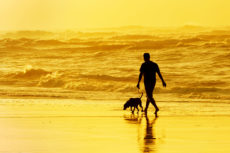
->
[143, 53, 150, 59]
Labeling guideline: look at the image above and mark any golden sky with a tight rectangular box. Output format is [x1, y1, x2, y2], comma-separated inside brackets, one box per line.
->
[1, 0, 230, 30]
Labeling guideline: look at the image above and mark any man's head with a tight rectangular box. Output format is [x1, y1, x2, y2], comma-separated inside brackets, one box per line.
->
[143, 53, 150, 62]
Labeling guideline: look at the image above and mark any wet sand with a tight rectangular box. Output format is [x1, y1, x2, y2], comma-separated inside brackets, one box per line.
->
[0, 99, 230, 153]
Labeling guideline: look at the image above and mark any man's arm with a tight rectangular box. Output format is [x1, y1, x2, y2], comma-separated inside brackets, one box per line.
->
[156, 66, 166, 87]
[137, 72, 143, 89]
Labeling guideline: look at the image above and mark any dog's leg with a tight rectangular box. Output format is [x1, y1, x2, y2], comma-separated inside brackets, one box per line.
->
[130, 106, 133, 112]
[136, 106, 139, 112]
[132, 106, 135, 114]
[139, 103, 144, 112]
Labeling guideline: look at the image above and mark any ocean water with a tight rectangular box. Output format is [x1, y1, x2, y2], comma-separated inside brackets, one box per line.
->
[0, 26, 230, 103]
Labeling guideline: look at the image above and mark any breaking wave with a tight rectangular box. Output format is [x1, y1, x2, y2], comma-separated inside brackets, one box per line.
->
[38, 72, 65, 88]
[7, 66, 51, 79]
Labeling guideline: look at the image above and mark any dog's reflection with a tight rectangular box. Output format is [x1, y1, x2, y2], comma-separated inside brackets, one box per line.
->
[123, 113, 143, 124]
[123, 114, 158, 153]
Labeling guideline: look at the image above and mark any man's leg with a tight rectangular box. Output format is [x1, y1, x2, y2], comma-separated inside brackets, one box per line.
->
[146, 87, 159, 114]
[149, 96, 159, 114]
[144, 98, 150, 112]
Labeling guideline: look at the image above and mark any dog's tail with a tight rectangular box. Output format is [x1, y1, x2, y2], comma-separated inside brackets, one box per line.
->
[140, 92, 143, 99]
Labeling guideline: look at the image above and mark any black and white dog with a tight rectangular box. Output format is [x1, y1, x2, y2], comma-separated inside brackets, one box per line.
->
[123, 93, 143, 113]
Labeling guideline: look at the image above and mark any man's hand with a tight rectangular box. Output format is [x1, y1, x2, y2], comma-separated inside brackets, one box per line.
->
[162, 81, 166, 87]
[136, 83, 140, 89]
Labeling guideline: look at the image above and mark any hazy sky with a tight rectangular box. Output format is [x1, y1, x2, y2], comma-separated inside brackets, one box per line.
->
[1, 0, 230, 30]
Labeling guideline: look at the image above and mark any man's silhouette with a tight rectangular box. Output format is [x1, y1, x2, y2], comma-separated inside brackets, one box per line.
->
[137, 53, 166, 114]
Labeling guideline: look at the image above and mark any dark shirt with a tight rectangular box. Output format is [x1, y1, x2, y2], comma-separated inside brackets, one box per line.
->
[140, 61, 159, 84]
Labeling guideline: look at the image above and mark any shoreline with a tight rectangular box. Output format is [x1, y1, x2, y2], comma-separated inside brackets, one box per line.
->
[1, 99, 230, 117]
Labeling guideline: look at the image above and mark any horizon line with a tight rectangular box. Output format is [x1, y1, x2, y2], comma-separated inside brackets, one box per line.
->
[1, 24, 230, 32]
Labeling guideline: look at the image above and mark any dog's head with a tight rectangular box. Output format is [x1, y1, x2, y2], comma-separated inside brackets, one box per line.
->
[123, 99, 131, 110]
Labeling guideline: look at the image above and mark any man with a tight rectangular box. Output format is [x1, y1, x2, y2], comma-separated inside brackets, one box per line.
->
[137, 53, 166, 114]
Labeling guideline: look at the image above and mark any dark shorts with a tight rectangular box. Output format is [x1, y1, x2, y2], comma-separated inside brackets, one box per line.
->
[144, 80, 156, 99]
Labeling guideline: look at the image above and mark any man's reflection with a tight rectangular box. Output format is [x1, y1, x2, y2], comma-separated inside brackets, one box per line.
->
[143, 114, 158, 152]
[123, 113, 158, 153]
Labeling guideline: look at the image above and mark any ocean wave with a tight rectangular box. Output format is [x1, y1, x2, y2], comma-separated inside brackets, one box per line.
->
[2, 30, 55, 39]
[7, 66, 51, 79]
[154, 87, 230, 95]
[129, 39, 179, 50]
[185, 80, 228, 87]
[110, 34, 159, 40]
[38, 72, 65, 88]
[2, 31, 230, 52]
[5, 66, 67, 88]
[116, 85, 139, 92]
[79, 74, 136, 82]
[35, 39, 66, 46]
[64, 82, 119, 92]
[179, 92, 230, 100]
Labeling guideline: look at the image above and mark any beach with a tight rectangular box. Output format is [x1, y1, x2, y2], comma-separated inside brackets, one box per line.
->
[1, 99, 230, 153]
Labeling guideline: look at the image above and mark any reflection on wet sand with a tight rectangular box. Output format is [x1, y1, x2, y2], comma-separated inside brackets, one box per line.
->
[124, 114, 158, 153]
[143, 115, 158, 153]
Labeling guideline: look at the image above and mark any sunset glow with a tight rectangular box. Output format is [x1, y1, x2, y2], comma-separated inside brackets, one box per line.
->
[1, 1, 230, 153]
[1, 0, 230, 30]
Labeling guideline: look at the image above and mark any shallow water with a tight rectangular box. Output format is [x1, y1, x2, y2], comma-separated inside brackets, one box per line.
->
[1, 99, 230, 117]
[0, 99, 230, 153]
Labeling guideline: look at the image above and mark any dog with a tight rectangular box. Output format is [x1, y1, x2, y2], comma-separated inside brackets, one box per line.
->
[123, 93, 144, 113]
